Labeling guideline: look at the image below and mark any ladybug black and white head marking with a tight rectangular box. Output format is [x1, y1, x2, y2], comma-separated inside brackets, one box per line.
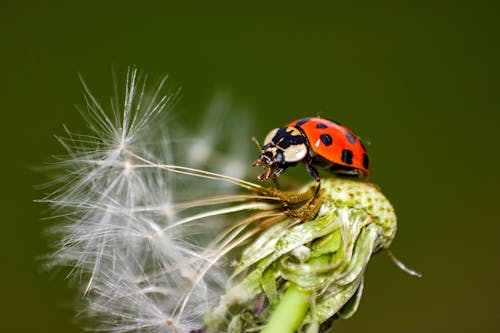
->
[252, 126, 309, 181]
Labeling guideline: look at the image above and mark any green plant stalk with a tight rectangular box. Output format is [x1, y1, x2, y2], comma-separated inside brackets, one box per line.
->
[262, 282, 311, 333]
[263, 255, 328, 333]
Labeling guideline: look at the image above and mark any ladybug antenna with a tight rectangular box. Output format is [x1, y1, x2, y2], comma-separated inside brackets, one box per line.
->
[251, 136, 261, 151]
[251, 137, 262, 168]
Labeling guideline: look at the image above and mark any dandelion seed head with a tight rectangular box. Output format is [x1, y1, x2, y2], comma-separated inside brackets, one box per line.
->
[43, 68, 241, 332]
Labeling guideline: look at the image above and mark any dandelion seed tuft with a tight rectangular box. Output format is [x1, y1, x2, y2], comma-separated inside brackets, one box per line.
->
[42, 68, 238, 332]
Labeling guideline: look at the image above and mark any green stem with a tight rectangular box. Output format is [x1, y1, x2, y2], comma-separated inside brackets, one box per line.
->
[262, 283, 311, 333]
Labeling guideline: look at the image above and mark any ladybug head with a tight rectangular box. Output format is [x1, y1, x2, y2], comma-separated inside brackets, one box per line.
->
[252, 140, 286, 181]
[252, 126, 308, 181]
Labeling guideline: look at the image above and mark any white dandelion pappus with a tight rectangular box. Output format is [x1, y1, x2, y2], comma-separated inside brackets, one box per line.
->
[43, 68, 260, 332]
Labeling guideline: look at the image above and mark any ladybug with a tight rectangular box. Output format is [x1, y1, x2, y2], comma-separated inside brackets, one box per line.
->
[252, 117, 369, 185]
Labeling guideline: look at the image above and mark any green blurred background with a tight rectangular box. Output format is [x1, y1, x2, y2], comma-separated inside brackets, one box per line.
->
[2, 1, 499, 332]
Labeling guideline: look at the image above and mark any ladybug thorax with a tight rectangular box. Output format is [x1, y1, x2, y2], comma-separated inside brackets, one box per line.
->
[260, 126, 309, 166]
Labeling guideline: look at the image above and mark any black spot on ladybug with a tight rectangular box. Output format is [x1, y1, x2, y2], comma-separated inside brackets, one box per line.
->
[362, 153, 369, 169]
[344, 131, 357, 144]
[296, 118, 311, 126]
[320, 134, 333, 146]
[316, 123, 328, 129]
[341, 149, 353, 165]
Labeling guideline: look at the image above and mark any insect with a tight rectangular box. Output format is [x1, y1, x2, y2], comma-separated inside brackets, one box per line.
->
[252, 117, 370, 186]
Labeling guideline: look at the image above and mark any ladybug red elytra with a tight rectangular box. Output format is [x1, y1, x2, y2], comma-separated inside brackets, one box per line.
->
[252, 117, 369, 184]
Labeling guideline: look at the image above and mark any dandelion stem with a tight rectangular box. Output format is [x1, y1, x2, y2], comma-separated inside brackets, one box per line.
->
[262, 282, 311, 333]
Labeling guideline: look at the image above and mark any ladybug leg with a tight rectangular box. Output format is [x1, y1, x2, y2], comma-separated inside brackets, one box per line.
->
[257, 166, 271, 181]
[303, 158, 322, 216]
[257, 166, 285, 189]
[272, 166, 287, 178]
[303, 158, 321, 184]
